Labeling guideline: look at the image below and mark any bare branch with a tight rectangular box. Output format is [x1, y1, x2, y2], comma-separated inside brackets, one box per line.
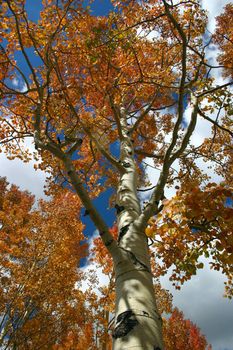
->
[135, 149, 163, 159]
[62, 157, 119, 256]
[198, 107, 233, 138]
[131, 92, 160, 133]
[170, 95, 198, 163]
[161, 0, 188, 162]
[107, 92, 124, 139]
[197, 81, 233, 98]
[138, 95, 198, 229]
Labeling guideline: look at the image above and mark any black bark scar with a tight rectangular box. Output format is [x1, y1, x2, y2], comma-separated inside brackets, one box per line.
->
[118, 224, 130, 243]
[122, 161, 131, 168]
[128, 250, 150, 272]
[105, 239, 114, 247]
[112, 310, 138, 339]
[115, 204, 125, 214]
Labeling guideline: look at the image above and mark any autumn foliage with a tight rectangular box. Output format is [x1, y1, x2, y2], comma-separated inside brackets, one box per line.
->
[0, 177, 90, 349]
[163, 308, 212, 350]
[214, 3, 233, 78]
[146, 182, 233, 294]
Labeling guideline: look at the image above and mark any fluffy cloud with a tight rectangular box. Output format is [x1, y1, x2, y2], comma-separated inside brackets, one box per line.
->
[11, 77, 27, 92]
[0, 140, 47, 200]
[161, 260, 233, 349]
[202, 0, 230, 33]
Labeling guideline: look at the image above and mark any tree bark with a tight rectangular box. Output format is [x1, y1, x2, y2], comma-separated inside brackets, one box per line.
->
[112, 109, 164, 349]
[112, 228, 164, 350]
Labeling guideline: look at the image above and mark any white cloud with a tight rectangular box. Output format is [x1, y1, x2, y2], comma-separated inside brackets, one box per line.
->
[0, 139, 47, 200]
[20, 83, 27, 93]
[11, 77, 27, 92]
[160, 259, 233, 350]
[202, 0, 232, 86]
[202, 0, 231, 33]
[80, 230, 110, 293]
[12, 77, 19, 87]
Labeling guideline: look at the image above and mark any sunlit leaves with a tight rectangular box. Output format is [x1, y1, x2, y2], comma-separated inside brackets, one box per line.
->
[214, 3, 233, 78]
[0, 177, 89, 348]
[148, 182, 233, 297]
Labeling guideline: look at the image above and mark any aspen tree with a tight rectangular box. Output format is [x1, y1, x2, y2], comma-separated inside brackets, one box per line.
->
[0, 1, 232, 348]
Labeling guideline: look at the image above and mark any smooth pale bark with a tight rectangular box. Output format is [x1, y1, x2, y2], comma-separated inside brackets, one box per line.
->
[113, 228, 163, 350]
[112, 110, 163, 349]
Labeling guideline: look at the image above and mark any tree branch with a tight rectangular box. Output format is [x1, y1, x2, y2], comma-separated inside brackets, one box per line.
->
[161, 0, 188, 162]
[170, 94, 198, 163]
[62, 157, 119, 256]
[137, 95, 198, 229]
[135, 149, 163, 159]
[84, 127, 125, 173]
[34, 135, 119, 256]
[130, 92, 159, 133]
[198, 107, 233, 137]
[6, 0, 40, 91]
[197, 81, 233, 98]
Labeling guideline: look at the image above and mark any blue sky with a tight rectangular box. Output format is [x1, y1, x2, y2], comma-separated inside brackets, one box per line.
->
[25, 0, 43, 21]
[85, 0, 113, 15]
[25, 0, 113, 20]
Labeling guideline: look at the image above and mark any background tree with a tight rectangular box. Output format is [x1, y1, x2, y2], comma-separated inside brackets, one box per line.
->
[0, 177, 90, 349]
[0, 0, 232, 349]
[163, 308, 212, 350]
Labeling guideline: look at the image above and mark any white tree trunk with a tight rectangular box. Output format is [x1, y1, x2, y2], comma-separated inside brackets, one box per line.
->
[112, 229, 164, 350]
[112, 109, 164, 349]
